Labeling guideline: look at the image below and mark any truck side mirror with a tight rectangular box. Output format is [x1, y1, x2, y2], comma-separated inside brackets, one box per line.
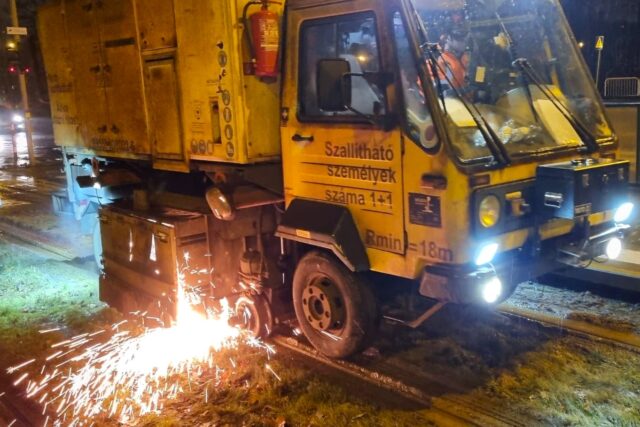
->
[317, 59, 352, 112]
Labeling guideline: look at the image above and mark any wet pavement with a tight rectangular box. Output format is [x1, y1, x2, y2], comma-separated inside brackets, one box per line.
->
[0, 124, 92, 260]
[0, 118, 59, 168]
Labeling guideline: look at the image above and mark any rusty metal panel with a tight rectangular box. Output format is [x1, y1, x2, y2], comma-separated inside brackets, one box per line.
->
[37, 1, 82, 148]
[98, 0, 151, 157]
[145, 58, 184, 162]
[136, 0, 177, 51]
[100, 206, 210, 294]
[64, 0, 110, 151]
[41, 0, 282, 166]
[40, 0, 150, 158]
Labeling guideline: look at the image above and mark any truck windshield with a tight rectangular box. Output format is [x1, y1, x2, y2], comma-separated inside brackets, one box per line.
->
[412, 0, 614, 163]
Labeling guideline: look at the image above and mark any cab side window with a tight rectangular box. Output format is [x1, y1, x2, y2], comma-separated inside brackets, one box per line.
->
[392, 12, 439, 151]
[298, 13, 386, 120]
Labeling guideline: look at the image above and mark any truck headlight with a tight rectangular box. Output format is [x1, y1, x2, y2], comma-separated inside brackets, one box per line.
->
[481, 277, 503, 304]
[475, 243, 498, 266]
[614, 202, 634, 223]
[12, 113, 24, 124]
[479, 195, 501, 228]
[606, 238, 622, 260]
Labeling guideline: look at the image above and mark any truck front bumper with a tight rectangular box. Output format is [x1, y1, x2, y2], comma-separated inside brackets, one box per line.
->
[419, 222, 629, 305]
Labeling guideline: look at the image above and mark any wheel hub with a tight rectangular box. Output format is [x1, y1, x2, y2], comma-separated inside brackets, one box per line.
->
[235, 296, 261, 335]
[301, 277, 345, 331]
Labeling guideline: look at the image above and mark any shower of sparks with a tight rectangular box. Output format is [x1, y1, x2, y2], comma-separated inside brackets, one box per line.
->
[7, 268, 275, 425]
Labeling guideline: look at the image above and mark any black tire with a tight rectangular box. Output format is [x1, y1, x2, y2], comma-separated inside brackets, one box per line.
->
[235, 294, 273, 339]
[292, 250, 378, 359]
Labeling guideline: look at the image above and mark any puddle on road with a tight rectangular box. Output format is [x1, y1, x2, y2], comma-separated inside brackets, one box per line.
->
[0, 131, 57, 169]
[16, 176, 35, 185]
[0, 197, 30, 208]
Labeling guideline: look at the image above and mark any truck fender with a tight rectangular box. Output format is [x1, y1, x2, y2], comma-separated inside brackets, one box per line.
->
[275, 199, 370, 272]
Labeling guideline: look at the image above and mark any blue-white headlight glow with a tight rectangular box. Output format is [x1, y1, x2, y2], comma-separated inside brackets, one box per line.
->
[606, 238, 622, 260]
[475, 243, 499, 266]
[482, 277, 503, 304]
[614, 202, 634, 223]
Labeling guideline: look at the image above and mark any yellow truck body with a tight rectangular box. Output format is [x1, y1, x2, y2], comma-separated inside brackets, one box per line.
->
[38, 0, 283, 170]
[38, 0, 633, 358]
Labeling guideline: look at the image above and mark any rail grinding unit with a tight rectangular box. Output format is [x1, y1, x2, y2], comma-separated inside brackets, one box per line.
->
[39, 0, 634, 358]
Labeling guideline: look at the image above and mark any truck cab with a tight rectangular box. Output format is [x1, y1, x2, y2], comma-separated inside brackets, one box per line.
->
[278, 0, 631, 355]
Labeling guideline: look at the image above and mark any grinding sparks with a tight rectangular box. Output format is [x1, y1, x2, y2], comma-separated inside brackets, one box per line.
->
[8, 271, 273, 425]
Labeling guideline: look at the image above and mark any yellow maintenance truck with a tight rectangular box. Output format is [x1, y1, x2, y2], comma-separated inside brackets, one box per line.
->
[39, 0, 634, 358]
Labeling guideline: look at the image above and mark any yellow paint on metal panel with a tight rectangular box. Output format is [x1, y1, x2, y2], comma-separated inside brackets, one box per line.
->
[174, 0, 283, 164]
[282, 1, 408, 277]
[40, 0, 282, 166]
[98, 0, 151, 156]
[37, 1, 82, 148]
[296, 229, 312, 239]
[136, 0, 177, 51]
[145, 59, 182, 159]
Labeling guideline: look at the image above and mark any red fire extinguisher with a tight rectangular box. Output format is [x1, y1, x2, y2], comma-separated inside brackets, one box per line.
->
[249, 1, 280, 78]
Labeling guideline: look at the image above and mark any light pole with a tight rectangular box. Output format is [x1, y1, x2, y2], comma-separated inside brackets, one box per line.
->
[8, 0, 36, 165]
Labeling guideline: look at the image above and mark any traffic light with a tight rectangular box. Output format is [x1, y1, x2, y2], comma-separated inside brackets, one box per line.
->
[6, 61, 31, 75]
[6, 39, 18, 52]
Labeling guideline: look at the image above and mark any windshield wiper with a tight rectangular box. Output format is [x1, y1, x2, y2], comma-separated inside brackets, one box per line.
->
[493, 12, 544, 128]
[512, 58, 599, 154]
[492, 12, 599, 154]
[413, 11, 511, 166]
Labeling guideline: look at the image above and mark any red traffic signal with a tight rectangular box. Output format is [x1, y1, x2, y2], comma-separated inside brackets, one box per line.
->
[7, 62, 31, 75]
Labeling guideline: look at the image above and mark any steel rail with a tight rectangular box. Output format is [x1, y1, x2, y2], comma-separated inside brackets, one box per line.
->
[499, 303, 640, 353]
[272, 335, 529, 427]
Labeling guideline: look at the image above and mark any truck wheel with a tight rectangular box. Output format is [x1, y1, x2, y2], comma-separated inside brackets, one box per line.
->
[93, 219, 103, 270]
[235, 294, 273, 338]
[292, 250, 378, 359]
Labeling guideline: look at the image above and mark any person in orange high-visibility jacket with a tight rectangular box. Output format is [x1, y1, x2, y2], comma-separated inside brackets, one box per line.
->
[436, 29, 470, 91]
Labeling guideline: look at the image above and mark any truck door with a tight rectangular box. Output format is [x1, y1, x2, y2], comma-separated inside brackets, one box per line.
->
[282, 3, 406, 267]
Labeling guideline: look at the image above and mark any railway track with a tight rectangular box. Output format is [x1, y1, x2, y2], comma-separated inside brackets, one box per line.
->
[499, 303, 640, 353]
[272, 334, 532, 427]
[0, 222, 77, 262]
[270, 297, 640, 427]
[3, 226, 640, 425]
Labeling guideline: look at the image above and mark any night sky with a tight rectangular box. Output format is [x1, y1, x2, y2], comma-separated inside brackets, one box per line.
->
[560, 0, 640, 89]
